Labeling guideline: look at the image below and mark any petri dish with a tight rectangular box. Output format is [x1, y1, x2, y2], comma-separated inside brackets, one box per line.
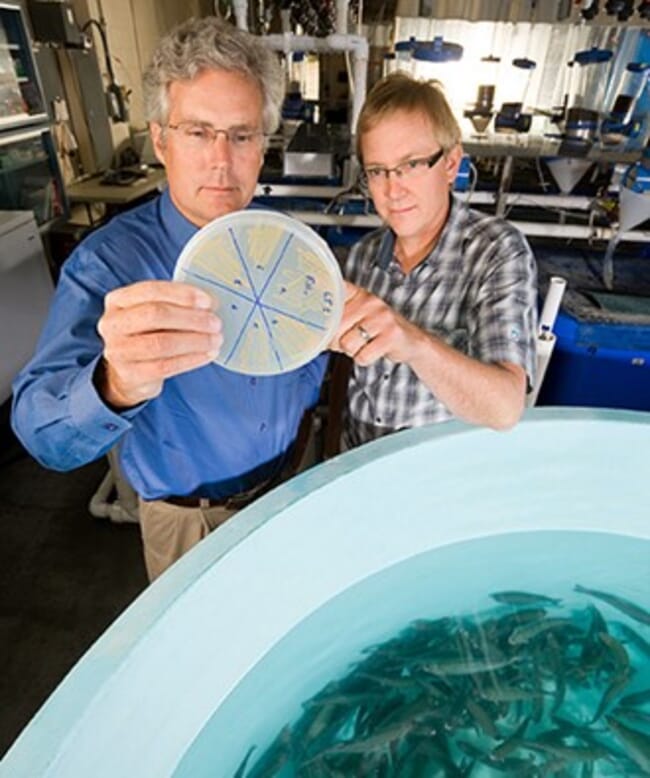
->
[174, 209, 344, 376]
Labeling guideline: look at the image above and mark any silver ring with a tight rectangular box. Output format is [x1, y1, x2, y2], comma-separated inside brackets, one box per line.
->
[357, 324, 372, 343]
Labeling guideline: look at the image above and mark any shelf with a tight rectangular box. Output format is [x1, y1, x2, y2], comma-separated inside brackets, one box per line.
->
[0, 43, 20, 51]
[0, 157, 48, 175]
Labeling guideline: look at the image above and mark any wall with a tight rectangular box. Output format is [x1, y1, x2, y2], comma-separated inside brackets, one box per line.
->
[70, 0, 210, 146]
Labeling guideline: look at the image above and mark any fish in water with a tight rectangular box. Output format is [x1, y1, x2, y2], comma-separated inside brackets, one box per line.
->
[575, 584, 650, 626]
[606, 715, 650, 773]
[239, 586, 650, 777]
[490, 590, 562, 607]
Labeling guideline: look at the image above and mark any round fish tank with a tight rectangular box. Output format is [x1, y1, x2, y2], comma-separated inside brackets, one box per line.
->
[2, 408, 649, 777]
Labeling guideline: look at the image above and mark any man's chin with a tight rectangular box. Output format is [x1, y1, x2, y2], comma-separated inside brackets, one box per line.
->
[200, 190, 247, 219]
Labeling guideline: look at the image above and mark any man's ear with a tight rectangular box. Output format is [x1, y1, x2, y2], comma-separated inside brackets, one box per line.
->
[444, 144, 463, 187]
[150, 122, 166, 167]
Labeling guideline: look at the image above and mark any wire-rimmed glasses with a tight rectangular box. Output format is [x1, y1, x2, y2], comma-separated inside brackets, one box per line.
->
[165, 122, 267, 153]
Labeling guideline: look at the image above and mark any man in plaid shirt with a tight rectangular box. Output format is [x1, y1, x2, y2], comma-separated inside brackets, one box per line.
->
[331, 73, 538, 449]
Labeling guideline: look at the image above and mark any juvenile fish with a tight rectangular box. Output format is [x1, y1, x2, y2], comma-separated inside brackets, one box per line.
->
[307, 719, 416, 760]
[619, 688, 650, 708]
[233, 746, 255, 778]
[480, 685, 545, 704]
[591, 669, 632, 723]
[598, 632, 631, 677]
[491, 590, 562, 607]
[508, 617, 578, 646]
[245, 726, 292, 778]
[613, 621, 650, 657]
[422, 654, 515, 676]
[466, 698, 499, 739]
[575, 585, 650, 626]
[606, 715, 650, 773]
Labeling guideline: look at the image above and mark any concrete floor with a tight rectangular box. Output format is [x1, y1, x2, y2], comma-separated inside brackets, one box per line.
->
[0, 418, 148, 759]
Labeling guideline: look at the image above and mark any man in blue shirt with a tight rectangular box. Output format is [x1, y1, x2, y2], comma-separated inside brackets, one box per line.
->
[11, 18, 327, 580]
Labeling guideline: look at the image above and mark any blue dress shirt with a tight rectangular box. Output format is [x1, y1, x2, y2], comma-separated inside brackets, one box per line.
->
[11, 190, 328, 499]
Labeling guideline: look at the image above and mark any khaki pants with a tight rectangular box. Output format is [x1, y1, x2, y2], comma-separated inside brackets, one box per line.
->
[138, 498, 238, 582]
[137, 414, 320, 582]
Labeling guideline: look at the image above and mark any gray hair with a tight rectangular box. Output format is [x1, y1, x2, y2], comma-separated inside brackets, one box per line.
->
[143, 17, 284, 134]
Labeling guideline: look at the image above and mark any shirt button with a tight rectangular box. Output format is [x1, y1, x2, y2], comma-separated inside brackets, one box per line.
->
[260, 422, 267, 432]
[250, 378, 257, 386]
[103, 422, 118, 431]
[375, 417, 381, 423]
[383, 374, 389, 380]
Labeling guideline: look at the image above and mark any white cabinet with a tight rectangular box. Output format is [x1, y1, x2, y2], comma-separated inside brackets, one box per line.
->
[0, 209, 53, 404]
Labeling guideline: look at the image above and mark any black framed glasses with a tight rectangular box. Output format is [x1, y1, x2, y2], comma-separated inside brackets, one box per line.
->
[360, 148, 445, 190]
[165, 122, 267, 152]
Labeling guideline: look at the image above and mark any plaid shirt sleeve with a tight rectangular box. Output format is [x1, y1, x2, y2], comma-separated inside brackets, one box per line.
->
[465, 223, 538, 387]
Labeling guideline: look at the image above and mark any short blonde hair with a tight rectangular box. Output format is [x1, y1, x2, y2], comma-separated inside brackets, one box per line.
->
[356, 72, 461, 162]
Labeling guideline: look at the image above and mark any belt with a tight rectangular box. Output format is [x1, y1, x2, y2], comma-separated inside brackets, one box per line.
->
[159, 409, 315, 512]
[162, 481, 272, 511]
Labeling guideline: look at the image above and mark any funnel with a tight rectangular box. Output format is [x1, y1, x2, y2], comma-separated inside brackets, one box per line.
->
[545, 157, 593, 194]
[619, 158, 650, 232]
[464, 55, 499, 137]
[465, 84, 495, 135]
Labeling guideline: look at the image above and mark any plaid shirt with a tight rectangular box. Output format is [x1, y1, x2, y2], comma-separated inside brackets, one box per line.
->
[343, 195, 538, 447]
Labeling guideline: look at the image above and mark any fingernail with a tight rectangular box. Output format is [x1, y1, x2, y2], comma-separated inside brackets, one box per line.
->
[195, 292, 213, 309]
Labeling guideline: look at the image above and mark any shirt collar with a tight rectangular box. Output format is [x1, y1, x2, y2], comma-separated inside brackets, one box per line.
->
[160, 187, 199, 255]
[375, 193, 466, 271]
[159, 187, 266, 255]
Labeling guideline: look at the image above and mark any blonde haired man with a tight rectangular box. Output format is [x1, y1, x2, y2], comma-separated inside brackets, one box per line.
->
[332, 73, 537, 447]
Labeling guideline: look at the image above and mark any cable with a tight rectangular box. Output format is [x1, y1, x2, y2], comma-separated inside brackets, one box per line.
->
[82, 18, 128, 122]
[467, 160, 479, 204]
[82, 18, 117, 86]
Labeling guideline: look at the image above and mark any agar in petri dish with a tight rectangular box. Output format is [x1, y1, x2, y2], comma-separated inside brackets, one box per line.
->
[174, 209, 344, 375]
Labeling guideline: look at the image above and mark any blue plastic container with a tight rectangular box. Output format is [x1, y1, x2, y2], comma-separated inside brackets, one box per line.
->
[538, 309, 650, 411]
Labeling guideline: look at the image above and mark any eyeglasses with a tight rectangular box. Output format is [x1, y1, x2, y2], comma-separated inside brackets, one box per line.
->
[165, 122, 266, 152]
[361, 149, 445, 189]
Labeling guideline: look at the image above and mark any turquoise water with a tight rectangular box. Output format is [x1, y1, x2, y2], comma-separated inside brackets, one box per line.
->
[174, 531, 650, 777]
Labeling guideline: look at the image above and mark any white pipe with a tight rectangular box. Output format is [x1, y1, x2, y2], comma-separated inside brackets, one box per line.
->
[232, 0, 247, 30]
[528, 276, 567, 405]
[527, 335, 557, 408]
[280, 210, 650, 242]
[351, 43, 368, 134]
[255, 187, 493, 204]
[508, 221, 650, 241]
[262, 34, 368, 56]
[503, 194, 594, 210]
[539, 276, 567, 335]
[88, 469, 138, 524]
[255, 186, 592, 211]
[336, 0, 349, 34]
[261, 33, 369, 132]
[286, 210, 381, 227]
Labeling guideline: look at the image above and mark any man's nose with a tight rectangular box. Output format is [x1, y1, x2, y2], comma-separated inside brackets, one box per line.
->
[207, 132, 232, 166]
[384, 170, 406, 197]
